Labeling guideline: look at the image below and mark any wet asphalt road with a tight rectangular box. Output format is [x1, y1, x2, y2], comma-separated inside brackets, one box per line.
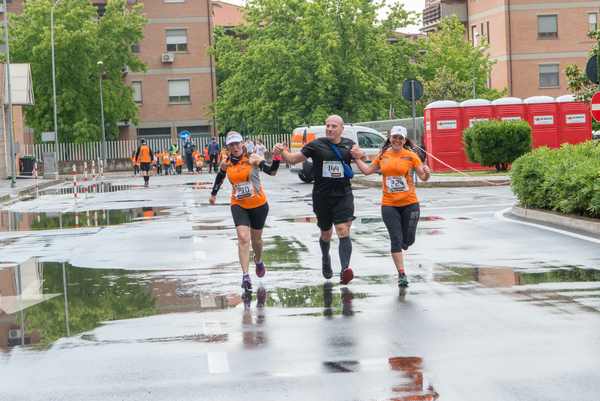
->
[0, 170, 599, 401]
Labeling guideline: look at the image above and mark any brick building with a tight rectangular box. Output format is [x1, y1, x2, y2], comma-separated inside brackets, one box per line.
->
[422, 0, 597, 98]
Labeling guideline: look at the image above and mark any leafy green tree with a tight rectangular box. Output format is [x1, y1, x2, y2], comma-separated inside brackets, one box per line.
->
[8, 0, 146, 143]
[213, 0, 418, 134]
[463, 120, 531, 171]
[417, 16, 504, 104]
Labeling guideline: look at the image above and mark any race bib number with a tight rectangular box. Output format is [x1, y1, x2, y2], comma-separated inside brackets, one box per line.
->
[386, 176, 409, 193]
[322, 161, 344, 178]
[234, 182, 253, 200]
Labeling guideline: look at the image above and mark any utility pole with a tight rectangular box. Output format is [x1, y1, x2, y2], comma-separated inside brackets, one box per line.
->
[3, 0, 16, 187]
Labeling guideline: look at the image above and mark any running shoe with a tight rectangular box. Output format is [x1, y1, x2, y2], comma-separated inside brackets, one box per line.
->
[398, 272, 409, 288]
[340, 267, 354, 285]
[241, 274, 252, 291]
[322, 255, 333, 279]
[255, 261, 266, 278]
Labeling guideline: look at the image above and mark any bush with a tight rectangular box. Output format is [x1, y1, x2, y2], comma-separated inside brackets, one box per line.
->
[511, 141, 600, 218]
[463, 120, 532, 171]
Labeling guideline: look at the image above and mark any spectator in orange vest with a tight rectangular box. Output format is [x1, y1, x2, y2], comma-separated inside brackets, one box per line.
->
[135, 139, 154, 187]
[174, 152, 184, 175]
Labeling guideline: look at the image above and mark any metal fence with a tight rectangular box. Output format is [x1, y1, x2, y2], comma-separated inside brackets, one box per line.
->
[23, 133, 291, 162]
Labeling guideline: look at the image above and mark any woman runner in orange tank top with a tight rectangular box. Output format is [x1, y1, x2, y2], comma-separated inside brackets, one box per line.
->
[209, 131, 280, 292]
[351, 126, 431, 290]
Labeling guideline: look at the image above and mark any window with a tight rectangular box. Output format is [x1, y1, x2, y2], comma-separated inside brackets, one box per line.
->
[539, 64, 559, 88]
[131, 43, 140, 53]
[589, 13, 598, 33]
[357, 132, 385, 149]
[169, 79, 190, 103]
[471, 25, 477, 44]
[538, 15, 558, 39]
[166, 29, 188, 52]
[132, 81, 142, 103]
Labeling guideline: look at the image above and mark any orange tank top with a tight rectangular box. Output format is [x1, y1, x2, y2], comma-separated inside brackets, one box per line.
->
[138, 145, 152, 163]
[225, 155, 267, 209]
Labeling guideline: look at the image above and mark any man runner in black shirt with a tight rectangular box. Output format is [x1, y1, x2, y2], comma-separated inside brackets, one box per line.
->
[274, 115, 360, 285]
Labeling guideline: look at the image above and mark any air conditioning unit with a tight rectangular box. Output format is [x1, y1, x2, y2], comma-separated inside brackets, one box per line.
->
[161, 53, 175, 63]
[121, 65, 130, 75]
[8, 329, 21, 340]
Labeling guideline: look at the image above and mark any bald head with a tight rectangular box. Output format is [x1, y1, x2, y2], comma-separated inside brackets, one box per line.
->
[325, 114, 344, 143]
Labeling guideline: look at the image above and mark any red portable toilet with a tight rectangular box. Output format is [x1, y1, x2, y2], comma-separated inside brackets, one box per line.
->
[492, 97, 525, 122]
[556, 95, 592, 145]
[524, 96, 559, 148]
[424, 100, 463, 172]
[460, 99, 495, 170]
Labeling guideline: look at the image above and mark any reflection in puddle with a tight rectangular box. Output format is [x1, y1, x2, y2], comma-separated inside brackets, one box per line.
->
[241, 288, 268, 348]
[262, 236, 308, 269]
[389, 357, 440, 401]
[278, 216, 317, 223]
[0, 259, 242, 351]
[0, 207, 168, 232]
[436, 265, 600, 313]
[40, 182, 139, 196]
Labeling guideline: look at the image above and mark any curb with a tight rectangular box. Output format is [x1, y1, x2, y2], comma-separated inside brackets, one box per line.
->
[352, 177, 510, 188]
[511, 206, 600, 236]
[0, 179, 64, 205]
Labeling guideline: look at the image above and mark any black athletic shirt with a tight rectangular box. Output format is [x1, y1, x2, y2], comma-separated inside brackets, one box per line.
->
[301, 137, 354, 197]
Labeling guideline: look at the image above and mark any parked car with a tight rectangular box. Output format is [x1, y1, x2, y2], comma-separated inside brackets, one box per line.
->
[289, 125, 387, 183]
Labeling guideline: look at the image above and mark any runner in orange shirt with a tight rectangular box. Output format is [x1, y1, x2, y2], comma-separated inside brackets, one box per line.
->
[135, 139, 154, 187]
[351, 126, 430, 288]
[209, 131, 280, 291]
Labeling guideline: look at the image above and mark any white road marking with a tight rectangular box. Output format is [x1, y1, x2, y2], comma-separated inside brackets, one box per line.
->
[495, 207, 600, 245]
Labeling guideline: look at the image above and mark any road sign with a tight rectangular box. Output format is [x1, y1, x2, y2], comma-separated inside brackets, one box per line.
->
[41, 131, 56, 142]
[178, 130, 191, 140]
[591, 92, 600, 122]
[586, 56, 599, 84]
[402, 79, 423, 102]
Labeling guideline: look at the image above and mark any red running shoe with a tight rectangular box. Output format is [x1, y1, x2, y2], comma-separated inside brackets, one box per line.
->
[255, 261, 266, 278]
[340, 267, 354, 285]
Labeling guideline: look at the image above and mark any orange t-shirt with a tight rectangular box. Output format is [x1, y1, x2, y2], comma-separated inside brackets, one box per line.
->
[372, 148, 422, 207]
[225, 155, 267, 209]
[175, 155, 184, 167]
[162, 153, 171, 165]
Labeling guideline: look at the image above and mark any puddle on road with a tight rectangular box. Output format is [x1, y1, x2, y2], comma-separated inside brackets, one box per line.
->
[0, 259, 242, 351]
[0, 207, 169, 232]
[39, 182, 140, 196]
[435, 264, 600, 313]
[262, 236, 309, 270]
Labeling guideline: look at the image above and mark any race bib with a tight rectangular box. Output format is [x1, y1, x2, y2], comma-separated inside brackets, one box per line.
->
[234, 182, 253, 200]
[386, 176, 409, 193]
[322, 161, 344, 178]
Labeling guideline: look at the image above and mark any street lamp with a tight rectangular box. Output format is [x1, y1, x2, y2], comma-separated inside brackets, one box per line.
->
[50, 0, 61, 176]
[2, 0, 16, 187]
[97, 60, 107, 164]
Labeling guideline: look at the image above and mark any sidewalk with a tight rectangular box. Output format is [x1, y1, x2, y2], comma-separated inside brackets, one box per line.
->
[0, 177, 63, 204]
[353, 173, 510, 188]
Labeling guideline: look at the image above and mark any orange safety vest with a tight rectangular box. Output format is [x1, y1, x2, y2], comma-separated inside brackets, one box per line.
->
[175, 154, 184, 167]
[137, 145, 152, 164]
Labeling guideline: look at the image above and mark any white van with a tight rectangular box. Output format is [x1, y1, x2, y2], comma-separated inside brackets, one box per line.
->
[289, 125, 386, 183]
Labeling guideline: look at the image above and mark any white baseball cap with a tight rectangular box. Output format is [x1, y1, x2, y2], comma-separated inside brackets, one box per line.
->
[225, 131, 243, 145]
[389, 126, 407, 138]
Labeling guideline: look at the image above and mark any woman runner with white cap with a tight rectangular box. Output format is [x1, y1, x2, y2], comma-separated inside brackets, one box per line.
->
[351, 126, 430, 288]
[209, 131, 280, 291]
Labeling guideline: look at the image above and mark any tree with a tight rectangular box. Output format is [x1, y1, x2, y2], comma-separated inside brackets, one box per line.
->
[212, 0, 418, 135]
[8, 0, 147, 143]
[417, 16, 505, 104]
[566, 30, 600, 103]
[463, 120, 531, 171]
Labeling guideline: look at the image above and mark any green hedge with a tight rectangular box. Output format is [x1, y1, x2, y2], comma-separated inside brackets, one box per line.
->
[511, 141, 600, 218]
[463, 120, 532, 171]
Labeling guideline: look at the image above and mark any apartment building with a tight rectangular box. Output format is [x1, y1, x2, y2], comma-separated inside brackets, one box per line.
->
[2, 0, 217, 141]
[212, 0, 245, 29]
[422, 0, 598, 98]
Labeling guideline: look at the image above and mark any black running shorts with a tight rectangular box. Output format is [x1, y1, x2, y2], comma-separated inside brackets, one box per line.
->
[140, 162, 151, 172]
[312, 192, 355, 231]
[231, 203, 269, 230]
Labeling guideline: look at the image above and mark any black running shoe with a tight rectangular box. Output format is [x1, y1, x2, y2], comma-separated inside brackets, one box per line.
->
[398, 272, 409, 288]
[322, 255, 333, 279]
[241, 274, 252, 291]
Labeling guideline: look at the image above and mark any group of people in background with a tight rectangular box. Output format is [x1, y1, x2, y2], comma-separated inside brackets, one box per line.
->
[132, 137, 272, 178]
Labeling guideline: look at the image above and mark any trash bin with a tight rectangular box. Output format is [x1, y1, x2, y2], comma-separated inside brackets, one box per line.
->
[19, 155, 36, 176]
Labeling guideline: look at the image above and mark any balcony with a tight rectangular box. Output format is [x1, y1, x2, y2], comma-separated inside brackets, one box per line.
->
[422, 0, 467, 33]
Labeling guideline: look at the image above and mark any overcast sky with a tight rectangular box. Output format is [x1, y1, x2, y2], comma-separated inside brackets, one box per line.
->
[222, 0, 425, 33]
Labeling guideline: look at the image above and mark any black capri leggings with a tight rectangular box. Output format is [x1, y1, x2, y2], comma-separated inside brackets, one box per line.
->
[381, 203, 420, 253]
